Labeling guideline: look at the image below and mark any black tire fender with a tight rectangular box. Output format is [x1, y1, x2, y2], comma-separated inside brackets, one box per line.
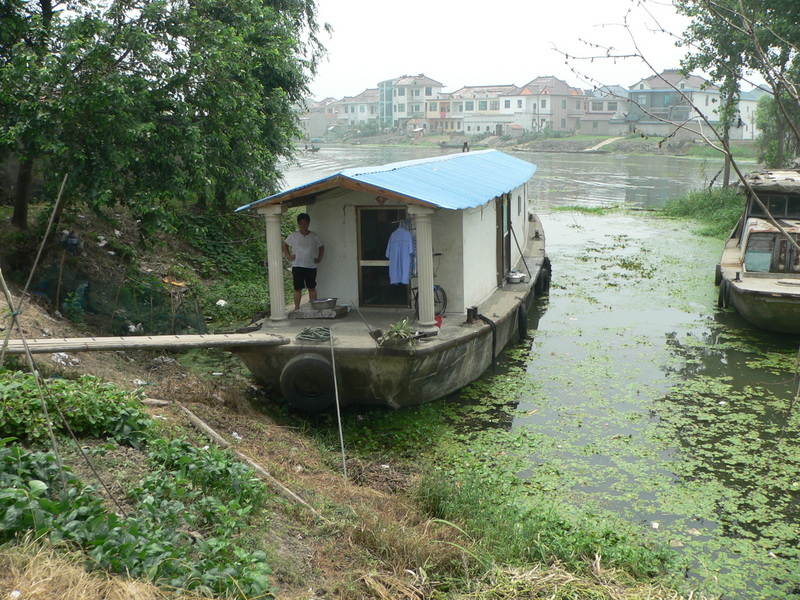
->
[714, 264, 723, 287]
[518, 303, 529, 339]
[533, 267, 550, 296]
[280, 353, 335, 412]
[717, 279, 729, 309]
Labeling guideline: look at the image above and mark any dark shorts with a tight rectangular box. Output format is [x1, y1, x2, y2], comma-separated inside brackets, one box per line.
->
[292, 267, 317, 291]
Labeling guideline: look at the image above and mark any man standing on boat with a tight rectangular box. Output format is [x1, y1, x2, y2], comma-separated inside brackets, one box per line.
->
[283, 213, 325, 311]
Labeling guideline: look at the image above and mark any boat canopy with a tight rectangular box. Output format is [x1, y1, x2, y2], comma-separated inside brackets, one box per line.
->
[236, 149, 537, 212]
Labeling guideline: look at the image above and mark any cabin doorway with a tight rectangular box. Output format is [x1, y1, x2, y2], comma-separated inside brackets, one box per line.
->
[357, 207, 409, 307]
[496, 194, 511, 285]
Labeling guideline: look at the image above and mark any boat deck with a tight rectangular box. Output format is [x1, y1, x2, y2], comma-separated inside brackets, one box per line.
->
[720, 240, 800, 296]
[256, 261, 544, 354]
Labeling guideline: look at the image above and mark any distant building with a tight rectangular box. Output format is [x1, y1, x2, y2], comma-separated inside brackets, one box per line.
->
[305, 68, 762, 143]
[330, 88, 379, 127]
[733, 88, 767, 141]
[378, 74, 444, 131]
[504, 76, 587, 133]
[581, 85, 629, 136]
[435, 85, 518, 136]
[296, 97, 338, 140]
[627, 69, 721, 139]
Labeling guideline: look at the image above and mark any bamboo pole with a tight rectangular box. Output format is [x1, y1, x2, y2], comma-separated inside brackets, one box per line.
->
[1, 332, 289, 354]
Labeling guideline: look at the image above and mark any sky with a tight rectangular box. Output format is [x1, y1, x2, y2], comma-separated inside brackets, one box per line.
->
[309, 0, 695, 100]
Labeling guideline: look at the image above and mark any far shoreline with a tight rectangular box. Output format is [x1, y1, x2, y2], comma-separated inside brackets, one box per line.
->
[303, 133, 759, 160]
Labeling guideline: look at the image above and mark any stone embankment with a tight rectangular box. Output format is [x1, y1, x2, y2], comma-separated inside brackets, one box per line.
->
[333, 132, 701, 155]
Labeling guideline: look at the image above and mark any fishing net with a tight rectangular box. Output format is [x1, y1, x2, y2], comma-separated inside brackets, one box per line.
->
[29, 252, 207, 336]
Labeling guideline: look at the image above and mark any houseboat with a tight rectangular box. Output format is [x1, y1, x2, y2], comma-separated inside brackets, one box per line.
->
[716, 167, 800, 334]
[233, 150, 550, 411]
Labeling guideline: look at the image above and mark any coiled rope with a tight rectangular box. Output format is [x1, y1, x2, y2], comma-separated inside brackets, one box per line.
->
[296, 326, 331, 342]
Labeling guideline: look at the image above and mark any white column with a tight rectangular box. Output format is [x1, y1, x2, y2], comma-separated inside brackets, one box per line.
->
[408, 205, 438, 334]
[257, 205, 287, 324]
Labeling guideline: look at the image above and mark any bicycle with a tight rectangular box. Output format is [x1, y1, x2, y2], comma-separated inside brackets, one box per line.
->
[411, 253, 447, 319]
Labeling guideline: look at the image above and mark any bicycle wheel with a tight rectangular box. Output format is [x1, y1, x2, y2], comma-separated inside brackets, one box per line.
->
[433, 285, 447, 315]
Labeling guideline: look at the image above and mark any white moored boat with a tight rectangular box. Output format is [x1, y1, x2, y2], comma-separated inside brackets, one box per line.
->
[232, 150, 550, 411]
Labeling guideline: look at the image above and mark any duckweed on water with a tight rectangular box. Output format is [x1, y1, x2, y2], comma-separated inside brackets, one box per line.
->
[309, 210, 800, 598]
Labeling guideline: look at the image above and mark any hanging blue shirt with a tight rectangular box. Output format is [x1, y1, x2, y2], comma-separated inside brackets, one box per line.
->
[386, 227, 414, 284]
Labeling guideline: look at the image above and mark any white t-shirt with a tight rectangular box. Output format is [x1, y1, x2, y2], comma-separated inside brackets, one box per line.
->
[285, 231, 323, 268]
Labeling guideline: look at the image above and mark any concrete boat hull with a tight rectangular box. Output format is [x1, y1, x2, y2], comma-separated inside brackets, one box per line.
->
[725, 280, 800, 335]
[233, 295, 528, 410]
[718, 236, 800, 336]
[233, 232, 549, 411]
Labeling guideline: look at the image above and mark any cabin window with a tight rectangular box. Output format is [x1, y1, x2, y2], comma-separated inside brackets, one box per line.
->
[751, 193, 800, 219]
[750, 194, 790, 218]
[744, 232, 774, 272]
[776, 235, 800, 273]
[787, 196, 800, 218]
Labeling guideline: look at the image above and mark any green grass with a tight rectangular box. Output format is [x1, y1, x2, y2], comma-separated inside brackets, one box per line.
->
[415, 446, 674, 580]
[683, 144, 758, 160]
[661, 187, 745, 237]
[553, 205, 620, 214]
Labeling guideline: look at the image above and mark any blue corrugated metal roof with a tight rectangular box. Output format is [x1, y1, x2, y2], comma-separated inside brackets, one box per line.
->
[236, 149, 536, 212]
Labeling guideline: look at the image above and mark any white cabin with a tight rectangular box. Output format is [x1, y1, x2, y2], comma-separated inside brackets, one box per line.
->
[237, 150, 537, 333]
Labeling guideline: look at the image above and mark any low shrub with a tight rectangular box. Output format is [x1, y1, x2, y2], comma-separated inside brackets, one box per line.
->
[0, 438, 274, 599]
[0, 372, 152, 448]
[661, 187, 744, 237]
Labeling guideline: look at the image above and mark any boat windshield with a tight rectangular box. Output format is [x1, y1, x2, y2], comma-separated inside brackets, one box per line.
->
[748, 193, 800, 220]
[743, 232, 774, 272]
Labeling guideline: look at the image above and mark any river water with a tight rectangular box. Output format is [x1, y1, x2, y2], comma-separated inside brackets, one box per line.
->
[283, 145, 800, 599]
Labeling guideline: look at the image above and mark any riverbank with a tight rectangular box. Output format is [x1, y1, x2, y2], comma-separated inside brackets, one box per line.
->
[327, 132, 759, 160]
[1, 286, 708, 599]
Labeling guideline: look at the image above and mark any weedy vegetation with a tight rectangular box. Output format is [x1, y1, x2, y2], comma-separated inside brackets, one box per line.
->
[0, 371, 275, 599]
[661, 186, 745, 237]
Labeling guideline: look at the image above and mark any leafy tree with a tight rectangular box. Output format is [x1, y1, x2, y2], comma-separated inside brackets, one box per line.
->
[0, 0, 325, 231]
[755, 92, 800, 166]
[675, 0, 800, 167]
[676, 0, 748, 184]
